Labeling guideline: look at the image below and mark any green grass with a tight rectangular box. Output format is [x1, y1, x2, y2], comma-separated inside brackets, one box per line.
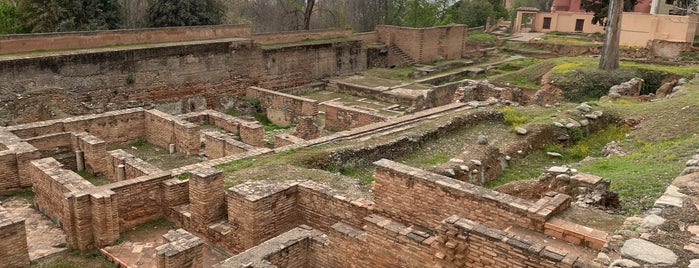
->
[466, 32, 497, 47]
[76, 170, 110, 186]
[364, 66, 418, 81]
[30, 249, 116, 268]
[578, 135, 699, 214]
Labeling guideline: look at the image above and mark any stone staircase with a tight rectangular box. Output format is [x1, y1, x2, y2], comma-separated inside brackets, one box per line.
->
[389, 43, 416, 66]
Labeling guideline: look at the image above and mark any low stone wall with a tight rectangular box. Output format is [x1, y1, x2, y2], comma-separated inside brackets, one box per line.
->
[0, 204, 30, 268]
[0, 24, 252, 55]
[252, 28, 353, 45]
[156, 229, 204, 268]
[73, 132, 108, 175]
[372, 159, 570, 232]
[323, 101, 388, 132]
[544, 217, 608, 250]
[246, 86, 318, 126]
[106, 149, 162, 182]
[145, 110, 200, 155]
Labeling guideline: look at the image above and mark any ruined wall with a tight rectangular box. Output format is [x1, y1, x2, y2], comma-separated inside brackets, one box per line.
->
[334, 81, 419, 107]
[259, 40, 366, 90]
[105, 172, 173, 230]
[0, 24, 252, 55]
[0, 205, 30, 268]
[72, 132, 108, 175]
[0, 150, 20, 191]
[29, 157, 94, 226]
[179, 110, 265, 148]
[372, 159, 568, 232]
[376, 25, 467, 63]
[106, 149, 162, 182]
[252, 28, 353, 44]
[156, 229, 204, 268]
[145, 110, 200, 155]
[0, 39, 260, 123]
[246, 86, 319, 126]
[203, 131, 255, 159]
[25, 132, 75, 169]
[323, 102, 388, 132]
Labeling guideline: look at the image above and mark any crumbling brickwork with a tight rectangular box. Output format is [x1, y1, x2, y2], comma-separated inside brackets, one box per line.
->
[0, 204, 30, 268]
[157, 229, 204, 268]
[323, 101, 388, 132]
[247, 86, 319, 126]
[106, 149, 162, 182]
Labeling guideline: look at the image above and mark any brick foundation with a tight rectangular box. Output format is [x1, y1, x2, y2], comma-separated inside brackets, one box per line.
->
[0, 204, 30, 268]
[156, 229, 204, 268]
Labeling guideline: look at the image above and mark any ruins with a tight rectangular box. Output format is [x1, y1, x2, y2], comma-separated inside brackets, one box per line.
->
[0, 23, 698, 268]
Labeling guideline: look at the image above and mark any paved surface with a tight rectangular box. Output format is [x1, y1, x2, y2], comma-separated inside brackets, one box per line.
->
[508, 32, 545, 42]
[1, 196, 67, 260]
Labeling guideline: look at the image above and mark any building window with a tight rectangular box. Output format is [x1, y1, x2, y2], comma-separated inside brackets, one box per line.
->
[575, 19, 584, 31]
[543, 17, 552, 29]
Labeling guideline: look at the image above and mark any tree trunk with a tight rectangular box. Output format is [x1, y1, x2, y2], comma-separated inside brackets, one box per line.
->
[303, 0, 315, 30]
[599, 0, 623, 70]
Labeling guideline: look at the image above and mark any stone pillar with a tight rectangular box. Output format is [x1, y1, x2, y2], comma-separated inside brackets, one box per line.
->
[76, 150, 85, 172]
[117, 164, 125, 181]
[188, 167, 224, 228]
[169, 144, 176, 154]
[0, 210, 30, 268]
[156, 229, 203, 268]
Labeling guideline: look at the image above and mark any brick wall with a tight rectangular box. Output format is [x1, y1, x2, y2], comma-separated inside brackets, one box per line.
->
[239, 122, 264, 147]
[106, 149, 162, 182]
[62, 189, 119, 251]
[189, 168, 225, 230]
[323, 101, 388, 132]
[161, 179, 189, 213]
[0, 24, 252, 55]
[30, 157, 95, 227]
[72, 132, 108, 175]
[334, 81, 419, 107]
[247, 86, 319, 126]
[62, 109, 146, 145]
[0, 150, 19, 191]
[376, 25, 467, 63]
[156, 229, 203, 268]
[274, 134, 305, 148]
[372, 159, 569, 232]
[203, 131, 255, 159]
[259, 40, 366, 90]
[252, 28, 353, 44]
[104, 172, 173, 230]
[227, 182, 302, 251]
[0, 205, 30, 268]
[179, 110, 264, 147]
[145, 110, 201, 155]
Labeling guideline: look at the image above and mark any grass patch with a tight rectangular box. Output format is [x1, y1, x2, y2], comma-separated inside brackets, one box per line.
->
[76, 170, 110, 186]
[489, 59, 556, 87]
[577, 135, 699, 214]
[327, 164, 375, 184]
[175, 173, 189, 180]
[501, 106, 529, 128]
[364, 66, 418, 81]
[487, 124, 630, 188]
[30, 249, 116, 268]
[466, 32, 497, 47]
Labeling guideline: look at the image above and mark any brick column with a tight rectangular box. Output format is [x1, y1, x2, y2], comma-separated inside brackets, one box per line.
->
[156, 229, 203, 268]
[188, 167, 224, 228]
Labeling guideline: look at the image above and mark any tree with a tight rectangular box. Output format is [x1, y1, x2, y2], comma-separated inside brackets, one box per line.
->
[17, 0, 123, 32]
[0, 0, 20, 34]
[581, 0, 637, 70]
[450, 0, 508, 27]
[303, 0, 315, 30]
[147, 0, 224, 27]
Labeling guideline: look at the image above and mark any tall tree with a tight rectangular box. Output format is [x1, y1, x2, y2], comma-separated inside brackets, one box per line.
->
[581, 0, 637, 70]
[303, 0, 315, 30]
[147, 0, 223, 27]
[450, 0, 508, 27]
[0, 0, 20, 34]
[17, 0, 123, 32]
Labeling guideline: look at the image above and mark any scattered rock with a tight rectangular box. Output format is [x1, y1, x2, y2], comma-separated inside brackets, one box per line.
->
[639, 215, 666, 230]
[470, 159, 482, 166]
[609, 78, 643, 97]
[594, 252, 611, 265]
[689, 259, 699, 268]
[684, 243, 699, 255]
[602, 141, 627, 157]
[477, 135, 488, 145]
[546, 152, 563, 158]
[577, 103, 593, 112]
[584, 113, 599, 119]
[688, 225, 699, 235]
[553, 122, 565, 128]
[621, 238, 677, 266]
[609, 259, 640, 268]
[515, 127, 528, 135]
[548, 166, 570, 173]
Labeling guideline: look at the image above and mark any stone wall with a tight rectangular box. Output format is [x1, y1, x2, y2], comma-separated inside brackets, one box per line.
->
[0, 24, 252, 55]
[246, 86, 319, 126]
[179, 110, 265, 148]
[323, 101, 388, 132]
[0, 204, 30, 268]
[372, 159, 569, 232]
